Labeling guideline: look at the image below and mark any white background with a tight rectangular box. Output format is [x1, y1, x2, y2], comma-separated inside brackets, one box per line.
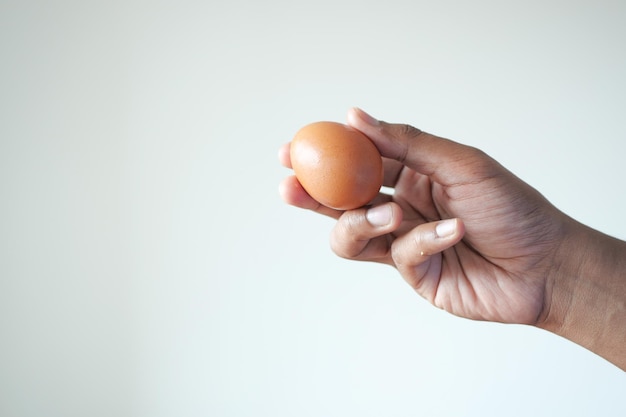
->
[1, 1, 625, 416]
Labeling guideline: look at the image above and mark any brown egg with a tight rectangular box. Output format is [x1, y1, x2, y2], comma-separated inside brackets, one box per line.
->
[290, 121, 384, 210]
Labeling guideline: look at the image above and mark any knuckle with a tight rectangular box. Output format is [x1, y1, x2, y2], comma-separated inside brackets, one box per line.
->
[329, 240, 351, 259]
[461, 146, 501, 179]
[388, 123, 423, 164]
[329, 213, 364, 259]
[398, 123, 423, 138]
[391, 227, 433, 267]
[329, 234, 359, 259]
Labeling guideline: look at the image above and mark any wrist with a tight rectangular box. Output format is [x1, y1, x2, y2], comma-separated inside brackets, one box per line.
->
[537, 216, 626, 370]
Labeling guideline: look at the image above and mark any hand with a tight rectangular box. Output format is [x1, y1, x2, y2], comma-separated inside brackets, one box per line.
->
[279, 108, 567, 325]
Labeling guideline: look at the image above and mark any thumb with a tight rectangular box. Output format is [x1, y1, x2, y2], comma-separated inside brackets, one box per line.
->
[347, 107, 489, 186]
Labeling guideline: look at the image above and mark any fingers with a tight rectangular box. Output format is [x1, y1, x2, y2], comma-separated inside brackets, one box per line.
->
[279, 175, 342, 219]
[330, 203, 403, 263]
[347, 107, 492, 187]
[329, 203, 465, 275]
[278, 142, 292, 169]
[391, 218, 465, 265]
[285, 107, 488, 190]
[391, 218, 465, 299]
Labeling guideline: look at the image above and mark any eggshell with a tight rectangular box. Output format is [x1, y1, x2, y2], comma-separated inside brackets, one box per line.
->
[290, 121, 384, 210]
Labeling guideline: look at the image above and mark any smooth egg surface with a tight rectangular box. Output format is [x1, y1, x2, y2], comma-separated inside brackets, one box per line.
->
[290, 121, 384, 210]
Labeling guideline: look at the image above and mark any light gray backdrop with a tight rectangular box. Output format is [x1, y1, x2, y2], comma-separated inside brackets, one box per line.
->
[1, 1, 625, 416]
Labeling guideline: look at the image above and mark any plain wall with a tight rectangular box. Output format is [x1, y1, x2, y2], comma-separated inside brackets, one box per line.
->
[1, 1, 625, 416]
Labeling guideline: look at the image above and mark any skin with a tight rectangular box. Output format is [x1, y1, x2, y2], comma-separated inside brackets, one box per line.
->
[279, 108, 626, 371]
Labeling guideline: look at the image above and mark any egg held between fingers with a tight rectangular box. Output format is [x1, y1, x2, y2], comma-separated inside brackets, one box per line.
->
[290, 121, 384, 210]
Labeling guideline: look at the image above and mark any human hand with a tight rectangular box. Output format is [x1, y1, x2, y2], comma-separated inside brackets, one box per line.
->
[279, 108, 568, 326]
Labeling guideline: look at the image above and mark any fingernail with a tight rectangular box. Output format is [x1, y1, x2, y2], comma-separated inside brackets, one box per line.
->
[366, 205, 392, 227]
[354, 107, 380, 126]
[435, 219, 457, 238]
